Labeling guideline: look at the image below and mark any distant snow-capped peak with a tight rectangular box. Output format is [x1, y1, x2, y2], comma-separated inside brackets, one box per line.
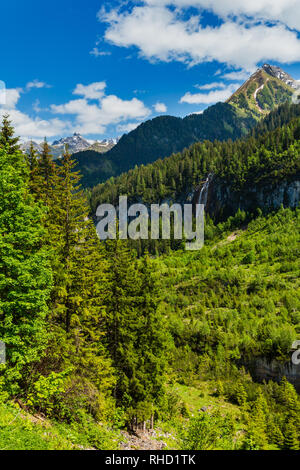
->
[52, 133, 90, 153]
[21, 133, 118, 158]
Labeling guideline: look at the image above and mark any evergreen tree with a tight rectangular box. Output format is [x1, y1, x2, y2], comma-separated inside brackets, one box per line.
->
[34, 138, 57, 205]
[27, 141, 39, 174]
[0, 115, 20, 154]
[134, 254, 172, 413]
[0, 145, 52, 395]
[42, 148, 114, 418]
[284, 420, 299, 450]
[103, 239, 141, 409]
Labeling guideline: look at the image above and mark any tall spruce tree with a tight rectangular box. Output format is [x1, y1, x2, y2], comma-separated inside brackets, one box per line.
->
[104, 243, 171, 426]
[33, 138, 57, 206]
[104, 239, 141, 408]
[39, 148, 114, 418]
[0, 144, 52, 395]
[131, 254, 172, 424]
[0, 115, 20, 154]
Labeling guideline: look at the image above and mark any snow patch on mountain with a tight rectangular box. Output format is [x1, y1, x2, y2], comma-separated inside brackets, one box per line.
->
[262, 64, 298, 89]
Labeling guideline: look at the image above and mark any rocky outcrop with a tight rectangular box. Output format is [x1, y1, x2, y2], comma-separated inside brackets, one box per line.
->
[205, 176, 300, 221]
[245, 357, 300, 392]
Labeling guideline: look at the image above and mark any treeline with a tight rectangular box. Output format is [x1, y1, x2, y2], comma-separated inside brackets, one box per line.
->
[90, 103, 300, 213]
[0, 116, 172, 428]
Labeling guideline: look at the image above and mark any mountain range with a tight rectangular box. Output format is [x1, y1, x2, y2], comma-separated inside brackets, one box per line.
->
[73, 64, 300, 188]
[21, 133, 118, 159]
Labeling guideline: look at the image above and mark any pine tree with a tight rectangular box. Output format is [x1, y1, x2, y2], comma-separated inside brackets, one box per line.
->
[235, 381, 248, 408]
[0, 144, 52, 395]
[103, 239, 141, 408]
[27, 147, 115, 418]
[134, 254, 171, 410]
[27, 141, 39, 174]
[284, 420, 299, 450]
[0, 115, 20, 154]
[246, 391, 269, 449]
[44, 148, 114, 417]
[270, 423, 284, 449]
[34, 138, 57, 205]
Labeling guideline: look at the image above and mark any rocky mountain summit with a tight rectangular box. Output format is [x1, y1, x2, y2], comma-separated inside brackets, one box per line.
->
[21, 133, 117, 159]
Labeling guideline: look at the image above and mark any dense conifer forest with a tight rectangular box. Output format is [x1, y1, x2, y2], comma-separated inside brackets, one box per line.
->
[0, 105, 300, 450]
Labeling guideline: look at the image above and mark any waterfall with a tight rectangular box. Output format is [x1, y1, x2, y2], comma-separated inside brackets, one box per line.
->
[198, 173, 213, 209]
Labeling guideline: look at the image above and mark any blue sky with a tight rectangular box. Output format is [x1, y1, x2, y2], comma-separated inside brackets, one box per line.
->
[0, 0, 300, 142]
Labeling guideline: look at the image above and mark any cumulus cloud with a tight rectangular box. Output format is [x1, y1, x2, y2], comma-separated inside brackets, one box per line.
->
[180, 82, 239, 104]
[195, 82, 227, 90]
[0, 88, 70, 140]
[138, 0, 300, 30]
[98, 2, 300, 70]
[154, 101, 167, 112]
[73, 82, 107, 100]
[51, 82, 151, 135]
[0, 78, 151, 140]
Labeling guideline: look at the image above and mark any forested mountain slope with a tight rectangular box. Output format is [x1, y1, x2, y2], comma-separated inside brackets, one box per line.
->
[75, 103, 256, 187]
[75, 65, 297, 188]
[90, 103, 300, 222]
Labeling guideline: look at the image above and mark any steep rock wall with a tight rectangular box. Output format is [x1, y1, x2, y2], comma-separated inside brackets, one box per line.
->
[205, 176, 300, 221]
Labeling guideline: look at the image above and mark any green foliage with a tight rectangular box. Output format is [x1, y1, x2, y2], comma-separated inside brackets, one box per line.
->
[180, 412, 235, 450]
[103, 242, 172, 423]
[0, 115, 20, 154]
[28, 147, 115, 420]
[0, 145, 52, 395]
[1, 113, 300, 450]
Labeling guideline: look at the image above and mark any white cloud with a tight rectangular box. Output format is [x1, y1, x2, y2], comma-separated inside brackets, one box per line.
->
[117, 121, 142, 134]
[180, 82, 240, 104]
[51, 83, 151, 135]
[98, 2, 300, 70]
[139, 0, 300, 30]
[195, 82, 227, 90]
[154, 101, 167, 112]
[90, 47, 112, 57]
[222, 70, 250, 81]
[33, 99, 42, 113]
[26, 80, 51, 91]
[0, 86, 71, 140]
[73, 82, 107, 100]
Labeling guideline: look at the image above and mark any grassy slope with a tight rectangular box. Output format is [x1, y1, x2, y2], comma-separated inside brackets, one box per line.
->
[228, 70, 294, 120]
[0, 402, 122, 450]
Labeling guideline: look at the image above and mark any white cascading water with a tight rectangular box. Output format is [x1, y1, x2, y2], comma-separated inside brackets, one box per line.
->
[195, 173, 213, 219]
[197, 173, 213, 213]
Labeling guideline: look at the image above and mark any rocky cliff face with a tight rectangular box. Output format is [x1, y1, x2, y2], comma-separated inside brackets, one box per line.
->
[205, 176, 300, 221]
[245, 358, 300, 392]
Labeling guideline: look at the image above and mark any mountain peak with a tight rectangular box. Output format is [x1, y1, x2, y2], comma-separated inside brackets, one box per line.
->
[261, 63, 298, 89]
[227, 64, 297, 119]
